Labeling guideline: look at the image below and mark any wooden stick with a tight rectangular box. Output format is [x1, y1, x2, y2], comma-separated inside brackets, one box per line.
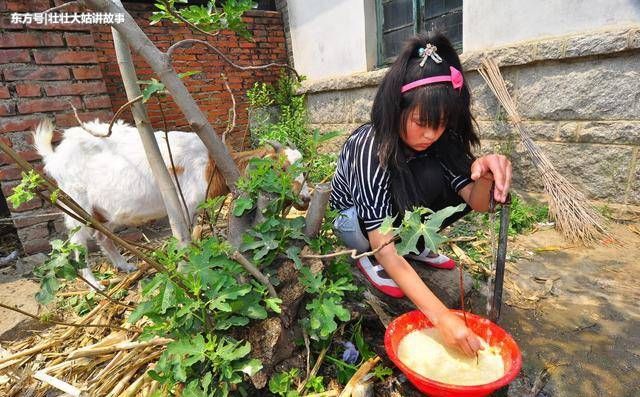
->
[119, 368, 151, 397]
[220, 73, 237, 145]
[304, 183, 332, 239]
[301, 236, 397, 260]
[338, 356, 381, 397]
[33, 371, 88, 397]
[363, 290, 392, 328]
[167, 39, 299, 79]
[230, 251, 278, 299]
[297, 346, 329, 393]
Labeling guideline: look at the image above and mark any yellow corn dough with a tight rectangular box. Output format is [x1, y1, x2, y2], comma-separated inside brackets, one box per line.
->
[397, 328, 505, 386]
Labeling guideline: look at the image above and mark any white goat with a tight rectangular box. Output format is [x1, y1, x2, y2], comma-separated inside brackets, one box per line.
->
[34, 119, 303, 289]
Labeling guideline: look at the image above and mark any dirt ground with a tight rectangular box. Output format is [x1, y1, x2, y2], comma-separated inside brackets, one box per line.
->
[1, 218, 639, 396]
[499, 220, 640, 397]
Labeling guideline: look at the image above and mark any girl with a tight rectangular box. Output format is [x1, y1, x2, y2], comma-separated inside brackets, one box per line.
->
[330, 32, 511, 356]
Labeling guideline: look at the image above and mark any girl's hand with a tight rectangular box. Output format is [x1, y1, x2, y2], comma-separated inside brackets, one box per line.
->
[470, 154, 512, 203]
[433, 310, 484, 356]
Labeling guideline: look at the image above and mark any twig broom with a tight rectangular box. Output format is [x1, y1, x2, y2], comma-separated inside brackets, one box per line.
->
[477, 58, 612, 245]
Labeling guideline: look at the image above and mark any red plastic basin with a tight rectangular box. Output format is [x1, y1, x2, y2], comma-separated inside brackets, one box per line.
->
[384, 310, 522, 397]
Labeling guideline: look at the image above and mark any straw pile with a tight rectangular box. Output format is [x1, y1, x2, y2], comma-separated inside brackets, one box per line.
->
[0, 270, 168, 397]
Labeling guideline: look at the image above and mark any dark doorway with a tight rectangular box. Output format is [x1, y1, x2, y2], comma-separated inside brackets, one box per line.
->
[0, 189, 22, 257]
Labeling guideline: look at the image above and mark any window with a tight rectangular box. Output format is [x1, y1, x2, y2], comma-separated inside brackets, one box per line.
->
[376, 0, 462, 66]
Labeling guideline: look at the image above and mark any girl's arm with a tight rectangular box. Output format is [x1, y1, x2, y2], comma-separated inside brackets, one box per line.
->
[458, 154, 512, 211]
[368, 228, 483, 356]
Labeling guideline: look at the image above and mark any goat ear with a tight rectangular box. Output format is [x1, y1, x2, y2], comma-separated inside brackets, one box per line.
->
[264, 140, 283, 152]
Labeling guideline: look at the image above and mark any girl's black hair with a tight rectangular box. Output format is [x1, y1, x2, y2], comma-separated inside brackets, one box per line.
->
[371, 31, 479, 213]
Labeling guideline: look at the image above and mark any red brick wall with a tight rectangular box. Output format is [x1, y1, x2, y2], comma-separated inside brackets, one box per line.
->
[94, 4, 287, 149]
[0, 0, 288, 254]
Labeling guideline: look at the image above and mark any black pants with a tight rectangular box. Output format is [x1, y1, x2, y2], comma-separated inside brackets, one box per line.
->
[358, 155, 471, 250]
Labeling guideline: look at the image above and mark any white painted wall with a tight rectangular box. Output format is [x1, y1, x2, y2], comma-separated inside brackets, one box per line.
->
[286, 0, 377, 80]
[464, 0, 640, 51]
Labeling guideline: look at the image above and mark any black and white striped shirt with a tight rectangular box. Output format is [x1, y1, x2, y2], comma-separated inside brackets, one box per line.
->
[330, 124, 472, 232]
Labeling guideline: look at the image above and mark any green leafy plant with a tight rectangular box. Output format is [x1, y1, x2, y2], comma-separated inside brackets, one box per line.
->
[371, 365, 393, 381]
[246, 82, 274, 108]
[506, 194, 548, 235]
[58, 291, 95, 316]
[328, 321, 393, 384]
[268, 368, 300, 397]
[307, 208, 340, 255]
[151, 0, 255, 40]
[304, 129, 340, 183]
[127, 236, 279, 396]
[380, 204, 467, 255]
[33, 233, 86, 304]
[304, 375, 325, 393]
[247, 73, 341, 184]
[139, 71, 202, 102]
[150, 333, 262, 396]
[234, 156, 305, 219]
[300, 266, 357, 341]
[8, 170, 44, 208]
[234, 156, 308, 265]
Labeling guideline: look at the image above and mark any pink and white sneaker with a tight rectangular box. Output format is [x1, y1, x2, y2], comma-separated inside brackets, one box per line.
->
[355, 256, 404, 298]
[406, 249, 456, 270]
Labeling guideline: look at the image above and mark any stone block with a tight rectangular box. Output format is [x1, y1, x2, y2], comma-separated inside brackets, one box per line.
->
[476, 120, 512, 140]
[535, 38, 565, 61]
[299, 69, 385, 95]
[467, 71, 500, 119]
[15, 252, 47, 276]
[22, 238, 51, 254]
[12, 209, 62, 228]
[308, 123, 354, 154]
[508, 143, 545, 193]
[306, 91, 353, 124]
[521, 121, 559, 141]
[487, 42, 537, 66]
[350, 89, 376, 123]
[565, 30, 629, 58]
[477, 120, 558, 144]
[0, 276, 41, 340]
[558, 122, 579, 142]
[516, 53, 640, 120]
[578, 121, 640, 145]
[510, 140, 636, 204]
[460, 52, 481, 71]
[630, 28, 640, 49]
[517, 142, 633, 201]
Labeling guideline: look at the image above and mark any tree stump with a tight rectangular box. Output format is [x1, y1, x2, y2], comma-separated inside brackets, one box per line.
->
[239, 248, 324, 389]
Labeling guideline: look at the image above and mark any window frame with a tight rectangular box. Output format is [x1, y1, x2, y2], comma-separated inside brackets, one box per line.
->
[375, 0, 463, 67]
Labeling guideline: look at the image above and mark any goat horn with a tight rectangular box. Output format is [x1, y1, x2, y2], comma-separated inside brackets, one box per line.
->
[264, 140, 283, 151]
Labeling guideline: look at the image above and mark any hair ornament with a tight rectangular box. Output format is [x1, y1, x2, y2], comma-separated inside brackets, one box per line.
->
[418, 43, 442, 67]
